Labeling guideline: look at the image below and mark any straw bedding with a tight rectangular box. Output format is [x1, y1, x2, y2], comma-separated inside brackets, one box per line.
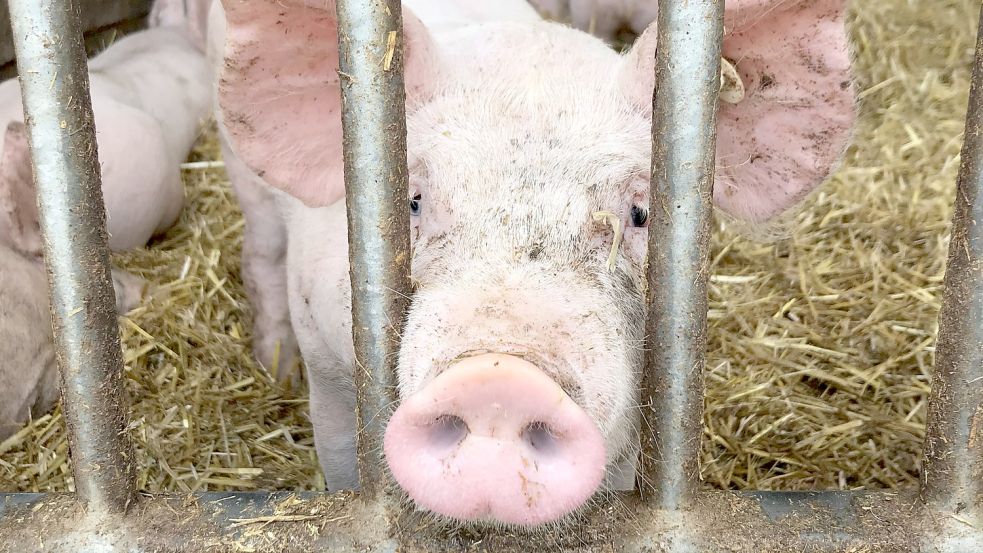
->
[0, 0, 977, 494]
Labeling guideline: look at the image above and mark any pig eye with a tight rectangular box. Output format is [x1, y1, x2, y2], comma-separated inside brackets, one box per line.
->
[409, 193, 422, 216]
[629, 205, 649, 228]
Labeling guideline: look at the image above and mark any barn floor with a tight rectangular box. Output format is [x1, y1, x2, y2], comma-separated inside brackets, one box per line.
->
[0, 0, 978, 494]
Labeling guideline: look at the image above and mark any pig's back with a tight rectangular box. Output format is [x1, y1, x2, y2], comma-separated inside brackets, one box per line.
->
[0, 245, 57, 441]
[405, 0, 541, 36]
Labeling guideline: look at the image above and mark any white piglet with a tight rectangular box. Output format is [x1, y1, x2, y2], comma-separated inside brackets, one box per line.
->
[0, 239, 144, 441]
[209, 0, 856, 528]
[0, 0, 212, 255]
[0, 0, 212, 440]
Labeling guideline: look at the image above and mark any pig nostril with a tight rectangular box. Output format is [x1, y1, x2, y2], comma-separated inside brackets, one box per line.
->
[521, 421, 559, 455]
[427, 414, 469, 449]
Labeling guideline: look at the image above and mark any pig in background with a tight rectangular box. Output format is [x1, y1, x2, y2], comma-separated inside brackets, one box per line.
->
[0, 0, 213, 441]
[209, 0, 855, 528]
[0, 0, 212, 254]
[0, 141, 145, 439]
[528, 0, 773, 47]
[529, 0, 660, 43]
[0, 241, 144, 442]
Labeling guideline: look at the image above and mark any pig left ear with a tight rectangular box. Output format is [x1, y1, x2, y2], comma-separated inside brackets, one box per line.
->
[0, 121, 42, 256]
[620, 0, 857, 222]
[217, 0, 438, 208]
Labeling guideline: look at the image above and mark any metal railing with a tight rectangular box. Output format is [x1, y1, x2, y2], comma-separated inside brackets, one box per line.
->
[0, 0, 980, 551]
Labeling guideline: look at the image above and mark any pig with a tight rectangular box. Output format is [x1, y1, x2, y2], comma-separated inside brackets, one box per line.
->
[209, 0, 855, 527]
[0, 241, 145, 441]
[528, 0, 659, 43]
[0, 0, 212, 255]
[0, 120, 147, 441]
[0, 0, 208, 441]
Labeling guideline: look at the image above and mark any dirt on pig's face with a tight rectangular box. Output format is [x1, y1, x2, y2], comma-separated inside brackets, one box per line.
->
[397, 24, 651, 492]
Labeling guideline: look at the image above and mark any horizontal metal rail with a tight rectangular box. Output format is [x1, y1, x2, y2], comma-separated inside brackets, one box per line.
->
[0, 490, 980, 552]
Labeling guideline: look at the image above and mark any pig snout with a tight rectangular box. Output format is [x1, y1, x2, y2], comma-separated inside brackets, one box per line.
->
[384, 353, 606, 526]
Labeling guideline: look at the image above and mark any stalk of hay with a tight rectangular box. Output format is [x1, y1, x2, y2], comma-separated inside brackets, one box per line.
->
[0, 0, 976, 494]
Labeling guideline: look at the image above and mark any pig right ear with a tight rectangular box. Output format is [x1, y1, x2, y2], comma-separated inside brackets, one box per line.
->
[620, 0, 856, 223]
[0, 121, 42, 256]
[217, 0, 438, 208]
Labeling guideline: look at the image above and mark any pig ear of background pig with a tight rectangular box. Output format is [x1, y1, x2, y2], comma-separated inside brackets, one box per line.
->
[217, 0, 438, 208]
[0, 120, 43, 257]
[111, 268, 148, 314]
[148, 0, 212, 51]
[619, 0, 856, 223]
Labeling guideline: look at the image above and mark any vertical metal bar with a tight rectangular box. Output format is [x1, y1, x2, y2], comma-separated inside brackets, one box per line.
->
[921, 3, 983, 515]
[639, 0, 724, 509]
[336, 0, 412, 500]
[7, 0, 134, 513]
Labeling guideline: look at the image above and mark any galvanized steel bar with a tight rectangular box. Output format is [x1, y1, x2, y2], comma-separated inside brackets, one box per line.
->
[921, 3, 983, 516]
[335, 0, 412, 500]
[639, 0, 724, 508]
[7, 0, 134, 513]
[1, 490, 980, 552]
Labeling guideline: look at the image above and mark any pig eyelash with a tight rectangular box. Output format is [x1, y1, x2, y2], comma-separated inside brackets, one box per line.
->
[591, 211, 622, 273]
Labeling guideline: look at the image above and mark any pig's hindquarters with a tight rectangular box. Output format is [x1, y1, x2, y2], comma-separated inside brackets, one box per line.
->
[283, 199, 359, 490]
[0, 247, 56, 441]
[90, 93, 184, 251]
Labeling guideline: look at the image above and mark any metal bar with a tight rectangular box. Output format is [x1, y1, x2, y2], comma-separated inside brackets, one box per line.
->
[639, 0, 724, 508]
[921, 2, 983, 516]
[335, 0, 412, 501]
[1, 491, 979, 552]
[8, 0, 135, 513]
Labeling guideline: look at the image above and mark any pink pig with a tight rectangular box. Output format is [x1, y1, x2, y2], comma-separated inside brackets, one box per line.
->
[0, 237, 144, 441]
[0, 0, 212, 255]
[0, 0, 211, 440]
[0, 240, 144, 440]
[209, 0, 855, 527]
[528, 0, 660, 41]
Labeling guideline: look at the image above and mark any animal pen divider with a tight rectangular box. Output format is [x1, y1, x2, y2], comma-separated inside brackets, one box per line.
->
[0, 0, 979, 551]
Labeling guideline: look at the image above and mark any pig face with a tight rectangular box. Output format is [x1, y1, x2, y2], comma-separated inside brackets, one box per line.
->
[395, 27, 653, 505]
[216, 0, 855, 528]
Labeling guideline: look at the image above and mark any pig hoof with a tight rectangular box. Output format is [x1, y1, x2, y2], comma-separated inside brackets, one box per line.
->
[111, 269, 148, 314]
[254, 335, 303, 388]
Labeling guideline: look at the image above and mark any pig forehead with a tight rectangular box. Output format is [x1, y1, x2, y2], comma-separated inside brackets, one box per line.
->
[406, 22, 652, 192]
[406, 82, 651, 201]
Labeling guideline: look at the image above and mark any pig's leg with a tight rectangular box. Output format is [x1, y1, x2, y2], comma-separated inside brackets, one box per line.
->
[111, 268, 148, 314]
[307, 366, 358, 490]
[221, 140, 302, 387]
[285, 200, 359, 490]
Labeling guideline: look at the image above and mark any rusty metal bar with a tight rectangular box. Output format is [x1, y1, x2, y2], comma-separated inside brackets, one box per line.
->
[921, 2, 983, 516]
[335, 0, 412, 501]
[7, 0, 135, 513]
[640, 0, 724, 508]
[1, 490, 981, 552]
